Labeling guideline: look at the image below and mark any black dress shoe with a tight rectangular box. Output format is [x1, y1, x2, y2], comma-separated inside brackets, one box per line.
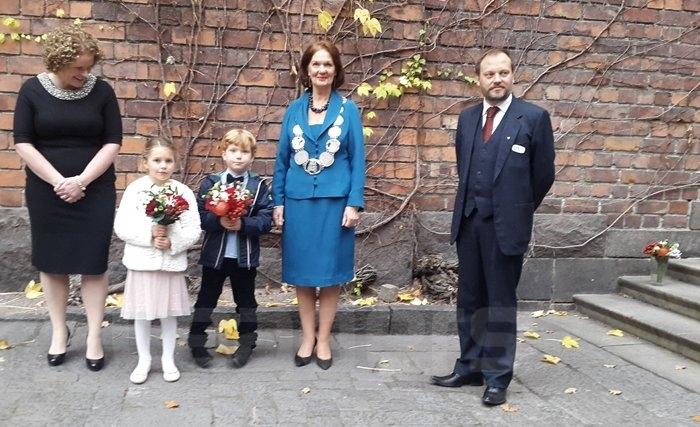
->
[430, 372, 484, 387]
[316, 357, 332, 370]
[47, 352, 66, 366]
[191, 347, 213, 369]
[47, 327, 71, 367]
[294, 339, 315, 367]
[85, 357, 105, 372]
[482, 387, 507, 406]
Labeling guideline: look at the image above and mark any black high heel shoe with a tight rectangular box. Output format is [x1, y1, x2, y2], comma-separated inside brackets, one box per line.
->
[47, 326, 71, 367]
[294, 338, 316, 367]
[85, 356, 105, 371]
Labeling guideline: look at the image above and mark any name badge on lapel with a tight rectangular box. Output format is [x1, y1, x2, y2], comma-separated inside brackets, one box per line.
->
[511, 144, 526, 154]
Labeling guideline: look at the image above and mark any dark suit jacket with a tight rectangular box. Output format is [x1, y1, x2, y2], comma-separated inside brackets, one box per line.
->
[450, 97, 555, 256]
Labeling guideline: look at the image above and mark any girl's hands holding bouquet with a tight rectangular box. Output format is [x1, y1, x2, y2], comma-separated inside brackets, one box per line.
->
[220, 216, 242, 231]
[152, 224, 168, 238]
[153, 236, 171, 250]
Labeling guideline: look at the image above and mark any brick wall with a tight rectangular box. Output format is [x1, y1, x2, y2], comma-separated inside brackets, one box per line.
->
[0, 0, 698, 233]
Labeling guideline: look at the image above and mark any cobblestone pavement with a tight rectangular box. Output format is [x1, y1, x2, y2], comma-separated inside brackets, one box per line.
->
[0, 312, 698, 426]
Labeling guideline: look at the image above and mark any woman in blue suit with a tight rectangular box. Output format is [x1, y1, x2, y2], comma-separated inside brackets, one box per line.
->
[272, 40, 365, 370]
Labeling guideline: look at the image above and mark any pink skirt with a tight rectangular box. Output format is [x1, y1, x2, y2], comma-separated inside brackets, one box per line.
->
[120, 270, 191, 320]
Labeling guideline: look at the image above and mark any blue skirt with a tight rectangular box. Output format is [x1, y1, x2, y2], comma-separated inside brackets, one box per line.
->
[282, 197, 355, 287]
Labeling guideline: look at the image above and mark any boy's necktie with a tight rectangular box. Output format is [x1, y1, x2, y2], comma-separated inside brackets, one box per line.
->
[227, 174, 244, 184]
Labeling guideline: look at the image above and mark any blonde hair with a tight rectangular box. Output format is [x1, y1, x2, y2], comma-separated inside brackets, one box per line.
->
[43, 25, 103, 73]
[143, 138, 177, 160]
[220, 129, 257, 155]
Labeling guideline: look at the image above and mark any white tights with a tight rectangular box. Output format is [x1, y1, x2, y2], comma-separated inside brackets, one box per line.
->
[132, 316, 178, 375]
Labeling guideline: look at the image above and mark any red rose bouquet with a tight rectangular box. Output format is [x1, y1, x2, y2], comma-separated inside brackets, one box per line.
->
[143, 184, 190, 225]
[202, 181, 253, 220]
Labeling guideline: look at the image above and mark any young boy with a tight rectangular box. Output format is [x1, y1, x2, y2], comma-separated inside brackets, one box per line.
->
[188, 129, 273, 368]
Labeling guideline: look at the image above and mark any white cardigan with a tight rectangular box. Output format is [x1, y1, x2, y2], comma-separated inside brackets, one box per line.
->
[114, 176, 201, 272]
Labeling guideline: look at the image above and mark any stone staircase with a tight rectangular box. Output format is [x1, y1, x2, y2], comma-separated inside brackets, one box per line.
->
[574, 258, 700, 363]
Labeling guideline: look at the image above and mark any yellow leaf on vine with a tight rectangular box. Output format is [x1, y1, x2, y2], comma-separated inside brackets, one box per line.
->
[105, 293, 124, 307]
[24, 280, 43, 299]
[10, 32, 20, 41]
[353, 7, 371, 24]
[317, 10, 333, 32]
[0, 339, 10, 350]
[362, 18, 382, 37]
[2, 17, 20, 29]
[34, 36, 41, 43]
[162, 82, 177, 98]
[357, 82, 373, 97]
[0, 34, 5, 44]
[607, 329, 624, 337]
[74, 18, 82, 26]
[523, 331, 540, 339]
[542, 354, 561, 365]
[215, 344, 237, 355]
[55, 8, 66, 18]
[561, 336, 580, 349]
[365, 111, 377, 120]
[218, 319, 239, 340]
[363, 127, 374, 138]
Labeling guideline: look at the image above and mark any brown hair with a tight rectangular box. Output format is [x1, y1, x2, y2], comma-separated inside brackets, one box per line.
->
[475, 48, 513, 75]
[142, 138, 177, 160]
[220, 129, 257, 156]
[298, 40, 345, 89]
[43, 25, 103, 73]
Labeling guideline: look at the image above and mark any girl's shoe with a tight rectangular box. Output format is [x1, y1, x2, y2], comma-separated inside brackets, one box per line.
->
[129, 367, 149, 384]
[163, 368, 180, 382]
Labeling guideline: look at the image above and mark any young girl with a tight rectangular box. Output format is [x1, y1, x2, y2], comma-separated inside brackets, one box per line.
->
[114, 138, 201, 384]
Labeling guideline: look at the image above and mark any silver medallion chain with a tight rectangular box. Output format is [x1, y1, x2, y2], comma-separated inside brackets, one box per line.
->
[292, 97, 346, 175]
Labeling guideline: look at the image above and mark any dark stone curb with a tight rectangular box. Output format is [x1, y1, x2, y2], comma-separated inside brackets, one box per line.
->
[0, 301, 573, 335]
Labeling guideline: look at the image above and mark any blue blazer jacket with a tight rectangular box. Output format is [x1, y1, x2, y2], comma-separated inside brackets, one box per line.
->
[450, 97, 555, 255]
[272, 89, 365, 209]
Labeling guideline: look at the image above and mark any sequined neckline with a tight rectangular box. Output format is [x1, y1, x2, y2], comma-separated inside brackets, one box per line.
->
[37, 72, 97, 100]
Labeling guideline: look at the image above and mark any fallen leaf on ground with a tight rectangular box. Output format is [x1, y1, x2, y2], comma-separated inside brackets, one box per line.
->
[352, 297, 376, 307]
[603, 364, 616, 368]
[164, 400, 179, 409]
[549, 310, 568, 316]
[215, 344, 237, 355]
[531, 323, 538, 326]
[280, 283, 291, 293]
[501, 403, 519, 412]
[301, 387, 311, 394]
[289, 297, 298, 305]
[0, 339, 11, 350]
[0, 357, 5, 362]
[410, 297, 429, 306]
[561, 336, 580, 349]
[378, 359, 390, 365]
[516, 338, 525, 343]
[397, 293, 414, 302]
[607, 329, 624, 337]
[523, 331, 540, 339]
[609, 389, 622, 396]
[531, 310, 545, 318]
[675, 365, 686, 370]
[691, 415, 700, 423]
[24, 280, 43, 299]
[101, 321, 110, 328]
[105, 293, 123, 308]
[263, 302, 282, 307]
[218, 319, 239, 340]
[564, 387, 577, 394]
[542, 354, 561, 365]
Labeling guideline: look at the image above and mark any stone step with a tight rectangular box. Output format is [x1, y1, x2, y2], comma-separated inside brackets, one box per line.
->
[574, 293, 700, 363]
[669, 258, 700, 286]
[618, 276, 700, 321]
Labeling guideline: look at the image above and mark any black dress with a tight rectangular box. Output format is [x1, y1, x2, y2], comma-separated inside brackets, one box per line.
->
[12, 75, 122, 275]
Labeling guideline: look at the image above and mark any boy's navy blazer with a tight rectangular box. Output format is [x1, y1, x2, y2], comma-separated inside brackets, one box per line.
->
[272, 89, 365, 209]
[450, 97, 555, 256]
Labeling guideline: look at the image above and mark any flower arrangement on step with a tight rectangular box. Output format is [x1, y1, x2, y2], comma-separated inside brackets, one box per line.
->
[643, 240, 681, 284]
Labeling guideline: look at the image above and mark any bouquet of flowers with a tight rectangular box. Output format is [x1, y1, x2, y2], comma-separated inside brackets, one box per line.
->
[143, 184, 190, 225]
[643, 240, 682, 258]
[202, 182, 253, 220]
[643, 240, 681, 284]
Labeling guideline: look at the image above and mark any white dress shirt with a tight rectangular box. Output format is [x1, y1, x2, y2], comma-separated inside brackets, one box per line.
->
[481, 93, 513, 136]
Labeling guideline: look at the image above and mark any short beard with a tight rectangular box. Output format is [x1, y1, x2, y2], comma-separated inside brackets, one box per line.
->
[484, 89, 510, 104]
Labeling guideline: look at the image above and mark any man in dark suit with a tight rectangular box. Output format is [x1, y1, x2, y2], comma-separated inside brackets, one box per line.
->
[430, 49, 555, 406]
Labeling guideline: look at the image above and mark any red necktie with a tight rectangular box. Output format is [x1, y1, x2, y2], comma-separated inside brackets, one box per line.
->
[482, 106, 499, 143]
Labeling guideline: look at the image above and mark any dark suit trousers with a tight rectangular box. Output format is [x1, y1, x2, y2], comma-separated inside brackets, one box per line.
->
[188, 259, 258, 348]
[454, 213, 523, 389]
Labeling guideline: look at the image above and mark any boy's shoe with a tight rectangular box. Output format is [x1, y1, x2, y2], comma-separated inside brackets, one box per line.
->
[191, 347, 213, 368]
[230, 333, 257, 369]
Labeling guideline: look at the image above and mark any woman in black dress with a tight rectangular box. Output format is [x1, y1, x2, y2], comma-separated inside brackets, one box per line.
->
[13, 25, 122, 371]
